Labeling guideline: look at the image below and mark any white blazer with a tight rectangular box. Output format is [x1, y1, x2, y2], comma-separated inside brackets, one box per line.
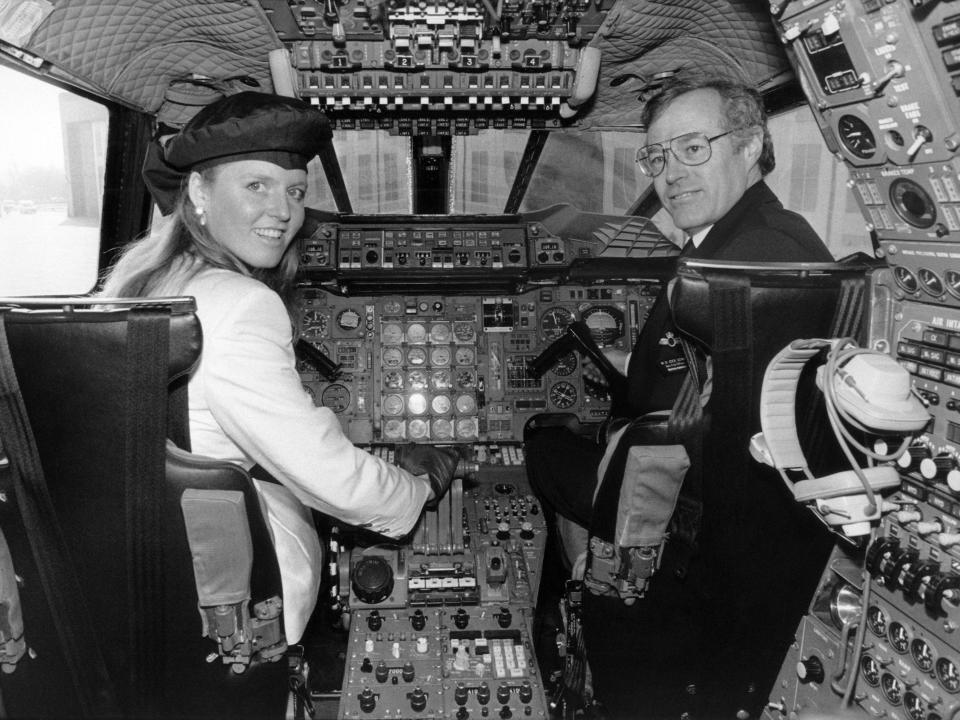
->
[168, 267, 430, 642]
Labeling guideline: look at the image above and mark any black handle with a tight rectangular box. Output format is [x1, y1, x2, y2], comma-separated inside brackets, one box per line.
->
[295, 339, 343, 381]
[526, 321, 628, 400]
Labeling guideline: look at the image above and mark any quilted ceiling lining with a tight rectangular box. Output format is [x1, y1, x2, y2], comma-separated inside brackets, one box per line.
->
[25, 0, 279, 113]
[581, 0, 792, 131]
[15, 0, 792, 131]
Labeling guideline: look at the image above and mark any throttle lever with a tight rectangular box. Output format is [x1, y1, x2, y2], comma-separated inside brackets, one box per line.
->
[295, 339, 343, 381]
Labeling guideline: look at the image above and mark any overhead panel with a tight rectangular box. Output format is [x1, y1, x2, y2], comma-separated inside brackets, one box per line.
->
[260, 0, 616, 135]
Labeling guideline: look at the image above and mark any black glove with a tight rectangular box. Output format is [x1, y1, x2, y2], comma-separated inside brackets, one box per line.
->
[395, 443, 460, 510]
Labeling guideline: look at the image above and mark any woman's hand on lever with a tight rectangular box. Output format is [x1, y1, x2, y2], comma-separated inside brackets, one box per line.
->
[395, 444, 461, 510]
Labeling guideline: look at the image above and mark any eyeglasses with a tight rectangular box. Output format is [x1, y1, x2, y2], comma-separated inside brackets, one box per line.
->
[635, 129, 736, 178]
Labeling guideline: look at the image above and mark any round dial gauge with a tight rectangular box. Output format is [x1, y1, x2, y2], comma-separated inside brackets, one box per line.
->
[550, 381, 578, 409]
[454, 322, 476, 342]
[860, 655, 880, 686]
[431, 395, 451, 414]
[430, 323, 452, 343]
[432, 369, 452, 389]
[337, 308, 363, 331]
[302, 309, 328, 337]
[540, 306, 576, 341]
[893, 266, 919, 294]
[407, 347, 428, 366]
[383, 371, 404, 390]
[382, 394, 405, 416]
[382, 323, 404, 344]
[430, 347, 451, 366]
[937, 657, 960, 693]
[456, 418, 477, 438]
[407, 393, 428, 415]
[919, 268, 945, 297]
[433, 418, 454, 440]
[382, 347, 403, 368]
[837, 114, 877, 160]
[911, 638, 934, 672]
[903, 692, 925, 720]
[407, 419, 429, 439]
[890, 178, 936, 229]
[552, 351, 578, 376]
[455, 347, 476, 365]
[406, 370, 428, 390]
[383, 419, 405, 440]
[866, 605, 887, 637]
[582, 305, 625, 346]
[320, 384, 351, 413]
[456, 370, 477, 389]
[946, 270, 960, 299]
[456, 394, 476, 414]
[406, 323, 427, 344]
[880, 673, 903, 705]
[888, 621, 910, 653]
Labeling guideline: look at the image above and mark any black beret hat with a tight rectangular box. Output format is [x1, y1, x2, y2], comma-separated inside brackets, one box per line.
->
[143, 91, 331, 215]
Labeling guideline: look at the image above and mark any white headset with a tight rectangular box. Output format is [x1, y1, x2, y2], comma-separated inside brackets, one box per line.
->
[750, 338, 930, 538]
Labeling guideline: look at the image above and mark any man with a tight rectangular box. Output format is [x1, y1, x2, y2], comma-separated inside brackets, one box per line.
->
[525, 72, 835, 718]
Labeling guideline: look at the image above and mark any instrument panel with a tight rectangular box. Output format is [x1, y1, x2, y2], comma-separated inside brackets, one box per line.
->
[295, 283, 660, 444]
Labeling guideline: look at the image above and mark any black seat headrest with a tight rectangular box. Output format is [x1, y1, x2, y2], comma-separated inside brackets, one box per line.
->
[0, 297, 202, 381]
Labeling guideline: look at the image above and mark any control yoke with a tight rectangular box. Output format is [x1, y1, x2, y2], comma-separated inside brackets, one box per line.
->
[526, 320, 627, 400]
[296, 339, 343, 381]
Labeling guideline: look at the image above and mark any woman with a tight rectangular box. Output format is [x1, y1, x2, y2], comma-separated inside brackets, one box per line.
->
[101, 91, 457, 643]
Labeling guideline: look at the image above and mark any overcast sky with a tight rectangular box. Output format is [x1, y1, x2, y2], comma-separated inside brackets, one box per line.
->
[0, 63, 64, 170]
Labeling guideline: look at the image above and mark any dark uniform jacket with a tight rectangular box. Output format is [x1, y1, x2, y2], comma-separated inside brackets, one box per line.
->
[582, 180, 837, 720]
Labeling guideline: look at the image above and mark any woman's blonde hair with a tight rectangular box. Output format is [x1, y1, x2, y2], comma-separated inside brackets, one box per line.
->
[100, 166, 300, 303]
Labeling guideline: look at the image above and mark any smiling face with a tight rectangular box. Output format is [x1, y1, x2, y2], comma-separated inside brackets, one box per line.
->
[188, 159, 308, 269]
[647, 88, 762, 235]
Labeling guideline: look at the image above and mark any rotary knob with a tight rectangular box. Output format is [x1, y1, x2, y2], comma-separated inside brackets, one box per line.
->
[410, 609, 426, 631]
[897, 445, 931, 473]
[477, 682, 491, 705]
[796, 656, 825, 684]
[409, 686, 427, 713]
[454, 608, 470, 629]
[359, 686, 377, 713]
[353, 555, 395, 605]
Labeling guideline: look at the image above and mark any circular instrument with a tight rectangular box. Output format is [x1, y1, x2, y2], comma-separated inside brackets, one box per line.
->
[381, 322, 404, 344]
[837, 114, 877, 160]
[382, 347, 403, 368]
[889, 178, 936, 229]
[382, 394, 405, 416]
[407, 393, 428, 415]
[320, 384, 351, 413]
[406, 323, 427, 344]
[430, 323, 452, 343]
[539, 306, 576, 341]
[337, 308, 363, 331]
[406, 347, 427, 366]
[430, 346, 451, 366]
[582, 305, 625, 346]
[549, 381, 578, 409]
[552, 351, 577, 376]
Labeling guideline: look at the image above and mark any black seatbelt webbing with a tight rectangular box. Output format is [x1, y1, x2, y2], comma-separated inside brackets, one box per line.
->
[0, 313, 121, 717]
[124, 309, 170, 713]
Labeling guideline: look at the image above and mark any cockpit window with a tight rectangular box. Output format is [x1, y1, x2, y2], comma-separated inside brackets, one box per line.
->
[0, 64, 107, 296]
[308, 130, 412, 213]
[519, 130, 651, 215]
